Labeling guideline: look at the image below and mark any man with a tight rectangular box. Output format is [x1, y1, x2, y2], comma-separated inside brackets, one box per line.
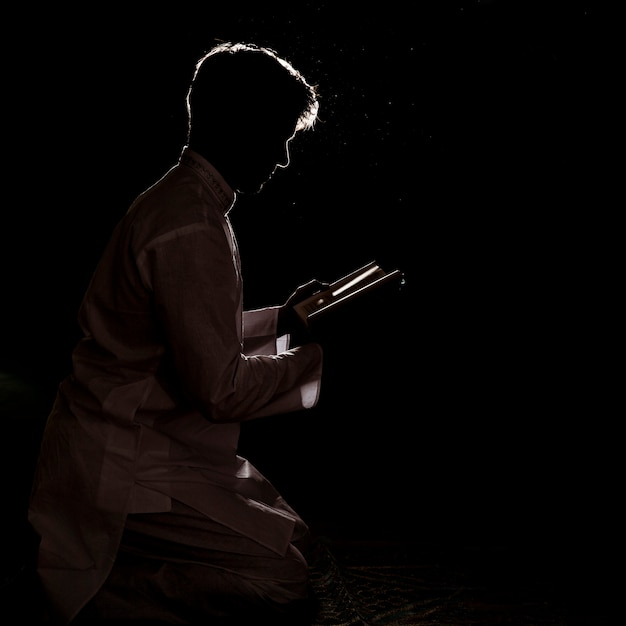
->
[28, 42, 325, 625]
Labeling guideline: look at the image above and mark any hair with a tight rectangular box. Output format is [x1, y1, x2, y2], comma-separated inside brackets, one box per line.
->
[186, 42, 319, 144]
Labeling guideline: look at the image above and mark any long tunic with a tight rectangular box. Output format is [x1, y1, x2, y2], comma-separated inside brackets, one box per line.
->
[27, 147, 323, 624]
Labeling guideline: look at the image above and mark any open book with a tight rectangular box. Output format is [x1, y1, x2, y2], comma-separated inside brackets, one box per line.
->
[293, 261, 404, 329]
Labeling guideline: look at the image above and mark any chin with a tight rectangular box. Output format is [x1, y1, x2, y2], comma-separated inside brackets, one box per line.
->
[236, 185, 263, 195]
[236, 177, 272, 195]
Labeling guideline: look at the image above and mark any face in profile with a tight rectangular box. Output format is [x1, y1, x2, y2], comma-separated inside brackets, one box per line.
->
[231, 116, 298, 195]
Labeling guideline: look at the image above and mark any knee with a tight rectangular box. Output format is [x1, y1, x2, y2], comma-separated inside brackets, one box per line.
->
[252, 544, 310, 607]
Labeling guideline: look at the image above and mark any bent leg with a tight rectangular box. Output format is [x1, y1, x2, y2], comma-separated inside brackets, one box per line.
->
[74, 499, 314, 624]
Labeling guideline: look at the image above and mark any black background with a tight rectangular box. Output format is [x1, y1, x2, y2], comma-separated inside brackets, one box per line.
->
[2, 1, 617, 573]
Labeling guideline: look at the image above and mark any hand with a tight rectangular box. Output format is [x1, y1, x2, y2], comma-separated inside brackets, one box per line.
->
[277, 278, 329, 342]
[284, 279, 329, 309]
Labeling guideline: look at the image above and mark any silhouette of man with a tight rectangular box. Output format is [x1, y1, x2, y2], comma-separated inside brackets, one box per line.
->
[28, 42, 324, 625]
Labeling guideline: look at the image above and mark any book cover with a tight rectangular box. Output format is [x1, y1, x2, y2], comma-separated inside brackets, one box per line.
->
[292, 261, 404, 329]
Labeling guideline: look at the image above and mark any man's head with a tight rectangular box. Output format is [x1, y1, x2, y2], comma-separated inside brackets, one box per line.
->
[186, 42, 319, 194]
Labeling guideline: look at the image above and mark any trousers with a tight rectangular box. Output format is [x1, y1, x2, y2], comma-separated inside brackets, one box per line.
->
[73, 499, 316, 624]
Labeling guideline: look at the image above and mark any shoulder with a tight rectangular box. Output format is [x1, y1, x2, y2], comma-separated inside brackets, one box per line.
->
[110, 166, 227, 261]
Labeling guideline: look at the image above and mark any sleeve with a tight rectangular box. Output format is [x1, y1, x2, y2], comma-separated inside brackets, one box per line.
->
[242, 306, 322, 417]
[242, 306, 282, 356]
[140, 223, 323, 422]
[243, 306, 300, 355]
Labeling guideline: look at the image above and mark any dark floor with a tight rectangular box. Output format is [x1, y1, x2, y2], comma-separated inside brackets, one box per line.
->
[2, 522, 618, 625]
[1, 364, 619, 625]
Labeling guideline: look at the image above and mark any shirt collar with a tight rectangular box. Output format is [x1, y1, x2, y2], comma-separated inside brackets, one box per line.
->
[178, 146, 235, 215]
